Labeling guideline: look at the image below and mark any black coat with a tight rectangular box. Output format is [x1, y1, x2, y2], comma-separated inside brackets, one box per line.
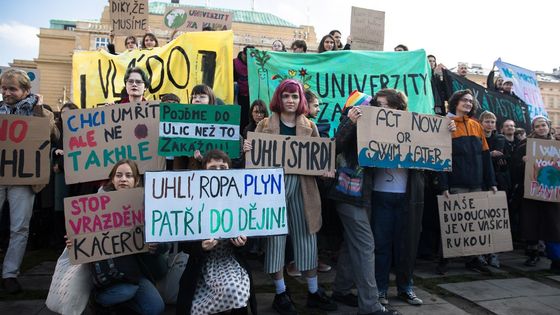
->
[514, 138, 560, 242]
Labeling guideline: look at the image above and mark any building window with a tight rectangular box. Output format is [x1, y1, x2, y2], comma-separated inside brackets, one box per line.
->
[95, 37, 109, 49]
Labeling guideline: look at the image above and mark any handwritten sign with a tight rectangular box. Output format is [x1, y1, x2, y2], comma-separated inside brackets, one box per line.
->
[350, 6, 385, 51]
[247, 49, 434, 137]
[443, 69, 531, 131]
[524, 138, 560, 202]
[110, 0, 149, 36]
[163, 6, 232, 31]
[72, 31, 233, 108]
[0, 115, 50, 185]
[357, 106, 452, 171]
[144, 169, 287, 242]
[159, 103, 241, 158]
[245, 132, 335, 176]
[64, 188, 148, 264]
[495, 58, 547, 119]
[62, 102, 165, 184]
[437, 191, 512, 258]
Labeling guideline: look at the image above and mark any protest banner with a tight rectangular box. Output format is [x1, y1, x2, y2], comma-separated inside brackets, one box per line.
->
[0, 66, 40, 94]
[357, 106, 452, 171]
[72, 31, 233, 108]
[247, 49, 434, 136]
[443, 69, 531, 131]
[64, 188, 148, 264]
[524, 138, 560, 202]
[0, 115, 50, 185]
[163, 6, 232, 31]
[350, 7, 385, 51]
[144, 169, 287, 242]
[62, 102, 165, 184]
[495, 58, 547, 119]
[109, 0, 149, 36]
[159, 103, 241, 158]
[245, 132, 335, 176]
[437, 191, 512, 258]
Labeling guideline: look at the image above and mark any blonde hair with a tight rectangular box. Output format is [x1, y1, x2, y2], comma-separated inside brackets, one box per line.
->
[0, 69, 32, 92]
[479, 111, 496, 122]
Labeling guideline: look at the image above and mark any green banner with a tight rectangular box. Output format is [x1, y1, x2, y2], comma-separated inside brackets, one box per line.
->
[247, 49, 435, 136]
[158, 103, 241, 158]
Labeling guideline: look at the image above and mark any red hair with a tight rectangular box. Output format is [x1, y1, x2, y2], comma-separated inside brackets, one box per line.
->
[269, 79, 308, 116]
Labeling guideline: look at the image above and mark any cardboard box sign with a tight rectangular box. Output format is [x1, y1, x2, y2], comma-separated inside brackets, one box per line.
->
[62, 101, 165, 184]
[110, 0, 149, 36]
[350, 6, 385, 51]
[64, 188, 148, 264]
[144, 168, 287, 242]
[357, 106, 452, 171]
[163, 6, 232, 31]
[437, 191, 513, 258]
[245, 132, 335, 176]
[524, 138, 560, 202]
[0, 115, 51, 185]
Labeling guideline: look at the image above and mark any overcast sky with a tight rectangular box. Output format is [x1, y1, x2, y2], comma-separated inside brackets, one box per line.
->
[0, 0, 557, 72]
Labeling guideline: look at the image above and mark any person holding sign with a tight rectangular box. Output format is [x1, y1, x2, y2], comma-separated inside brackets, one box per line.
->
[512, 116, 560, 269]
[329, 91, 400, 315]
[329, 30, 352, 50]
[172, 84, 222, 171]
[107, 31, 138, 55]
[363, 89, 427, 307]
[243, 79, 337, 313]
[438, 89, 497, 274]
[176, 150, 256, 315]
[69, 159, 166, 314]
[0, 69, 59, 294]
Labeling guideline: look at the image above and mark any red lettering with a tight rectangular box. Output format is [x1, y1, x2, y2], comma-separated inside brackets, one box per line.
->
[100, 195, 110, 211]
[0, 119, 28, 143]
[68, 218, 82, 235]
[68, 130, 97, 150]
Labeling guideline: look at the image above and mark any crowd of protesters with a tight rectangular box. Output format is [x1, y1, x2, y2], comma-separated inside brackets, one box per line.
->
[1, 26, 558, 315]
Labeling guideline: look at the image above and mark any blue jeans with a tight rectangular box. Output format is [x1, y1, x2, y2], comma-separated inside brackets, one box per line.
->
[95, 277, 164, 315]
[371, 191, 413, 294]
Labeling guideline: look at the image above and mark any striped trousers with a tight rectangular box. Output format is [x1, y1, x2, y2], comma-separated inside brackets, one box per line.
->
[264, 175, 318, 273]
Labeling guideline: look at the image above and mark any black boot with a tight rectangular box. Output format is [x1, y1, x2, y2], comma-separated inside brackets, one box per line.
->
[524, 250, 540, 267]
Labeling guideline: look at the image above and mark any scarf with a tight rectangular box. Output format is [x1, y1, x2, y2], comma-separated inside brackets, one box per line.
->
[0, 94, 38, 116]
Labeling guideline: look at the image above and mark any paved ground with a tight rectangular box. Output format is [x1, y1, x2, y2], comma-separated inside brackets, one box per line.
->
[1, 249, 560, 314]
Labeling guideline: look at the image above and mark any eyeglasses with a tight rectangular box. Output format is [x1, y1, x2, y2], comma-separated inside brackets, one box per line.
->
[126, 79, 144, 85]
[253, 111, 265, 115]
[460, 97, 474, 103]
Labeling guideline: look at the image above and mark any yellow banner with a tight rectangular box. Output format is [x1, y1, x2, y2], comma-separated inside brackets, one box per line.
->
[72, 31, 233, 108]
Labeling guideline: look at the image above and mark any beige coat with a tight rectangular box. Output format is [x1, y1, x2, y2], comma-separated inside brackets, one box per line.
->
[254, 113, 322, 234]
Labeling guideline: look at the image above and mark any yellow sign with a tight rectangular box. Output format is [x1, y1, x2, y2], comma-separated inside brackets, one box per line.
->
[72, 31, 233, 108]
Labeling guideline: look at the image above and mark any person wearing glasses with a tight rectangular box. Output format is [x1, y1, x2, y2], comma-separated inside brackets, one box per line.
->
[437, 89, 497, 274]
[107, 30, 138, 55]
[242, 99, 269, 139]
[118, 67, 150, 104]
